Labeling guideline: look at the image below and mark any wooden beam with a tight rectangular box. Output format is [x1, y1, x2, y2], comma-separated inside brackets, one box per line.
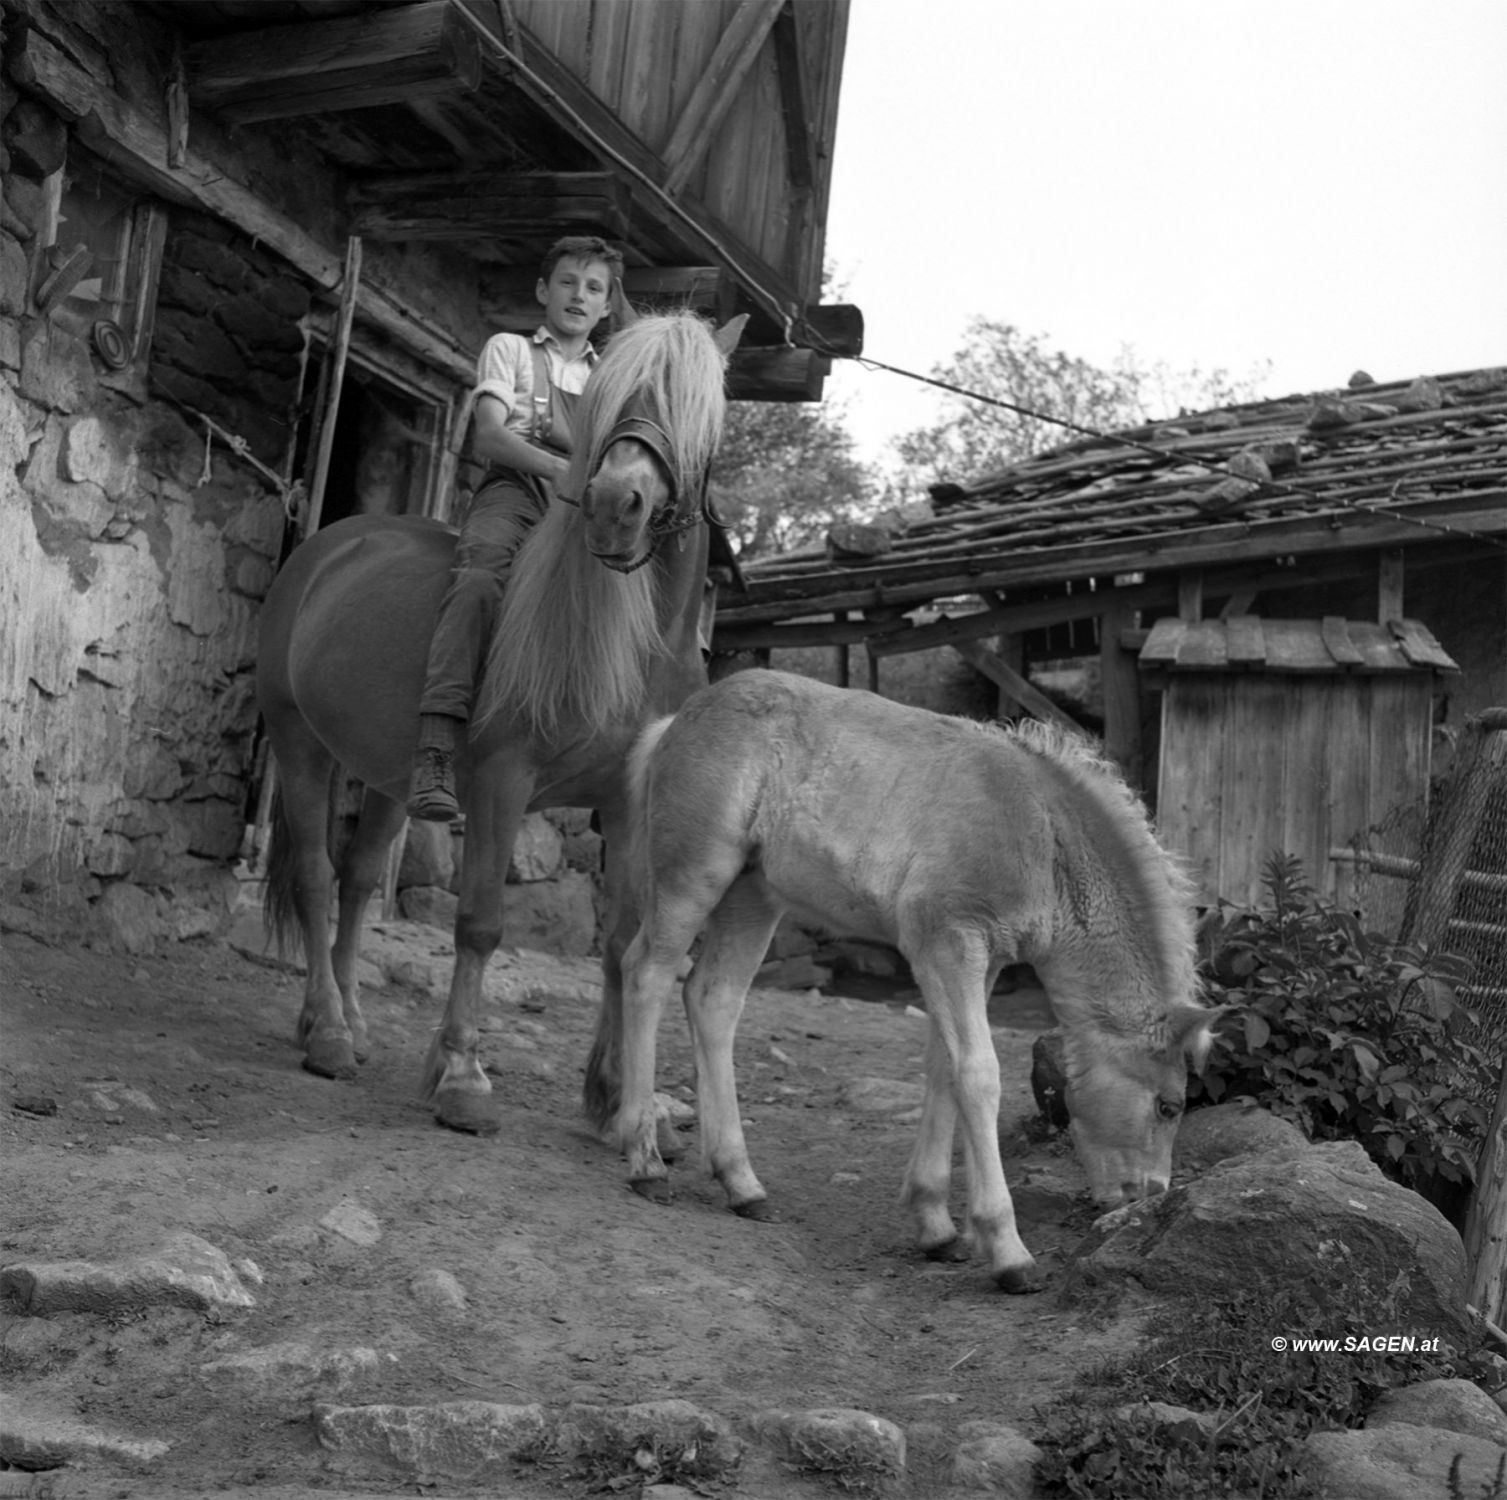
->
[954, 641, 1079, 730]
[1378, 548, 1405, 623]
[9, 26, 474, 384]
[662, 0, 785, 197]
[350, 172, 632, 242]
[1178, 570, 1204, 622]
[801, 301, 863, 358]
[727, 345, 829, 402]
[771, 1, 820, 193]
[1100, 600, 1143, 787]
[186, 0, 483, 123]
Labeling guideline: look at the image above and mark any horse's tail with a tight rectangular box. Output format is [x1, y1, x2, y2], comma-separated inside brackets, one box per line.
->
[581, 711, 677, 1134]
[262, 783, 300, 959]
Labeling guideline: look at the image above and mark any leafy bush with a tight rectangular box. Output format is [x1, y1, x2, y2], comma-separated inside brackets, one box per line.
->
[1191, 853, 1494, 1210]
[1035, 1268, 1494, 1498]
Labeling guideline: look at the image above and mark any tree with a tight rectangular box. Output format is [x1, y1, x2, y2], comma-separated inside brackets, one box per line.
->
[709, 397, 875, 559]
[894, 318, 1269, 486]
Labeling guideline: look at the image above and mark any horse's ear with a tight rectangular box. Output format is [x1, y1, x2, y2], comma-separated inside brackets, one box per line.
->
[612, 282, 640, 327]
[1171, 1003, 1227, 1074]
[713, 313, 749, 356]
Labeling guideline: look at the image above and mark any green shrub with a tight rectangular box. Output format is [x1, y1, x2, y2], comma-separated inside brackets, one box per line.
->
[1190, 854, 1494, 1209]
[1035, 1269, 1494, 1498]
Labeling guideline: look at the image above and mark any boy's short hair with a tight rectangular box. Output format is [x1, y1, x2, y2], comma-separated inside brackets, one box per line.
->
[540, 235, 625, 286]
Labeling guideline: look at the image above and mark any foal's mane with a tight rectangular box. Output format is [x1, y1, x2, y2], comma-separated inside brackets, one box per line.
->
[477, 312, 730, 741]
[998, 718, 1199, 1004]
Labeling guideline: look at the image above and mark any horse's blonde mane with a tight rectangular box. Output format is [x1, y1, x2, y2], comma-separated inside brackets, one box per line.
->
[989, 716, 1200, 1007]
[476, 312, 730, 741]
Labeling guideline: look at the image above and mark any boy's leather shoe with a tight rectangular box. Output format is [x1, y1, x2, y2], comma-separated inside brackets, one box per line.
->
[407, 746, 459, 822]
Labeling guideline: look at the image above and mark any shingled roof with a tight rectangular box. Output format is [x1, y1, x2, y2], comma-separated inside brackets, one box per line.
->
[716, 366, 1507, 636]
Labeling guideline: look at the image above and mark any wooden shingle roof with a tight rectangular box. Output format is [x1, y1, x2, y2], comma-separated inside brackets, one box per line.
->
[719, 367, 1507, 632]
[1139, 615, 1458, 675]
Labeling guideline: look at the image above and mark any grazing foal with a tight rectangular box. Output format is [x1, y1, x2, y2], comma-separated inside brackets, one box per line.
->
[598, 670, 1218, 1292]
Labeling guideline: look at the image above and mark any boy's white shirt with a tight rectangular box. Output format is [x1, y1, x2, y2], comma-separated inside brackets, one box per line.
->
[473, 328, 598, 439]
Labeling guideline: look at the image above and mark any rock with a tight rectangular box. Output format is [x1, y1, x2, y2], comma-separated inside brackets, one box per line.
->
[765, 918, 820, 961]
[410, 1268, 469, 1314]
[1367, 1378, 1507, 1445]
[555, 1400, 741, 1476]
[843, 1077, 926, 1114]
[1065, 1141, 1469, 1338]
[756, 955, 832, 991]
[398, 884, 458, 929]
[91, 881, 162, 955]
[0, 1388, 170, 1469]
[200, 1341, 387, 1405]
[399, 820, 455, 890]
[314, 1400, 551, 1482]
[320, 1200, 381, 1247]
[1173, 1101, 1310, 1175]
[1030, 1029, 1069, 1129]
[1, 1232, 257, 1315]
[1302, 1421, 1507, 1500]
[753, 1407, 906, 1483]
[502, 873, 598, 956]
[824, 938, 906, 980]
[508, 813, 564, 883]
[950, 1419, 1042, 1494]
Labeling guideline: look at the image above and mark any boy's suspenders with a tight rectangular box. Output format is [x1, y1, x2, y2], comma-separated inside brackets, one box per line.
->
[528, 342, 553, 446]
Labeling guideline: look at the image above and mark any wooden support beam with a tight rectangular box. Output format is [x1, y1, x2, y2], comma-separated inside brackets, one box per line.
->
[1100, 600, 1143, 788]
[1178, 570, 1204, 622]
[186, 0, 483, 122]
[662, 0, 785, 196]
[350, 172, 632, 242]
[800, 301, 863, 358]
[953, 641, 1079, 730]
[9, 26, 474, 383]
[1467, 1055, 1507, 1327]
[771, 1, 820, 193]
[726, 346, 829, 402]
[1378, 548, 1405, 623]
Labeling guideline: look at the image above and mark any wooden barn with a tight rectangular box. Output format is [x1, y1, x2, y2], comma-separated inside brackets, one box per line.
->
[0, 0, 859, 948]
[714, 368, 1507, 910]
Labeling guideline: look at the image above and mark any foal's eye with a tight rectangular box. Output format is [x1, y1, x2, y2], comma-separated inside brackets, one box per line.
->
[1156, 1096, 1183, 1121]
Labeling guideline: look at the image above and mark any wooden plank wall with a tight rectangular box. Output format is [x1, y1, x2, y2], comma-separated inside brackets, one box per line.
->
[1157, 676, 1433, 909]
[510, 0, 842, 297]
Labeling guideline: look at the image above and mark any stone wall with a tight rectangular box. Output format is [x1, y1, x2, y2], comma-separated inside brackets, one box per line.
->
[1, 80, 305, 948]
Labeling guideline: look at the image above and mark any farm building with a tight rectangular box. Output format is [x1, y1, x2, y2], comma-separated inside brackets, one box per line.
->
[1, 0, 859, 949]
[715, 367, 1507, 911]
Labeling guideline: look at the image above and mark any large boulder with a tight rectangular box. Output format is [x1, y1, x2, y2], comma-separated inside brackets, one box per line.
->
[1302, 1422, 1507, 1500]
[1065, 1140, 1469, 1339]
[1172, 1101, 1311, 1176]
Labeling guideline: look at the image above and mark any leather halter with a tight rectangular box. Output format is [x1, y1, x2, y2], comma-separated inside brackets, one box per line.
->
[562, 408, 712, 574]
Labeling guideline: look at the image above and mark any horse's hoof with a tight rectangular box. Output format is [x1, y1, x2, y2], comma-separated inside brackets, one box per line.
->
[302, 1035, 358, 1080]
[731, 1197, 778, 1222]
[995, 1263, 1046, 1294]
[434, 1090, 502, 1136]
[924, 1236, 971, 1264]
[630, 1177, 674, 1205]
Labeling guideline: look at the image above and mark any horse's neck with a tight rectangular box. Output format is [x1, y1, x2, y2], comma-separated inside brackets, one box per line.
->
[648, 523, 712, 685]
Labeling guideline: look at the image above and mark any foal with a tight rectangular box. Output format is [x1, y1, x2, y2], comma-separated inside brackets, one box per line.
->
[600, 670, 1218, 1292]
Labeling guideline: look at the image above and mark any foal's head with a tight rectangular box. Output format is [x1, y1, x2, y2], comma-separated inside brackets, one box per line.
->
[1063, 1005, 1219, 1208]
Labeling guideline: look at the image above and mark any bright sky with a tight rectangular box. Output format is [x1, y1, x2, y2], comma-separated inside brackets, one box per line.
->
[821, 0, 1507, 470]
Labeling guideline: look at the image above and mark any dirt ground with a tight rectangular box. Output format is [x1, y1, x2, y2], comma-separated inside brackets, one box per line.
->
[0, 909, 1138, 1499]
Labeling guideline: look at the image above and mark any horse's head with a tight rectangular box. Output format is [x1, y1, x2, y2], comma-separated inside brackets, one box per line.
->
[576, 313, 747, 573]
[1063, 1002, 1223, 1208]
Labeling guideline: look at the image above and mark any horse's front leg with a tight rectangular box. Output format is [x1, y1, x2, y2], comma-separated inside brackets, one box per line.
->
[908, 932, 1042, 1293]
[420, 752, 531, 1134]
[585, 798, 681, 1161]
[329, 787, 408, 1063]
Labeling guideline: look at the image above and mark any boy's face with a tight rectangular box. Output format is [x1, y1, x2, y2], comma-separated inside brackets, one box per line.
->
[536, 255, 613, 341]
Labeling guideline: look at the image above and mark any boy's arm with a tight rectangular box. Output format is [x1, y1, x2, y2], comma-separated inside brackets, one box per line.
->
[472, 395, 568, 485]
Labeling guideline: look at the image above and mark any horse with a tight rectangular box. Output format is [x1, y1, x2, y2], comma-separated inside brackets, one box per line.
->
[254, 309, 745, 1135]
[595, 669, 1221, 1292]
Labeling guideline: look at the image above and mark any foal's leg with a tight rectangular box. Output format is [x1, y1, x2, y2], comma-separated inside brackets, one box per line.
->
[902, 1023, 967, 1260]
[329, 788, 408, 1062]
[421, 751, 530, 1134]
[683, 876, 782, 1217]
[905, 931, 1040, 1292]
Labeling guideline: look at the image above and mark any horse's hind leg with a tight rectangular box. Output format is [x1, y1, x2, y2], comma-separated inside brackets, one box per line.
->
[272, 740, 360, 1080]
[902, 1024, 968, 1260]
[905, 930, 1041, 1293]
[329, 787, 408, 1062]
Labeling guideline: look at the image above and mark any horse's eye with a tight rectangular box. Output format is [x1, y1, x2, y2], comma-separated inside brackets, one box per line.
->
[1156, 1096, 1183, 1121]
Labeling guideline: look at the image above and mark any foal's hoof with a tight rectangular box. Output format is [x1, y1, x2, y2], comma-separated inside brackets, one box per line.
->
[302, 1033, 359, 1081]
[433, 1089, 502, 1137]
[731, 1197, 778, 1223]
[923, 1236, 971, 1265]
[630, 1177, 674, 1205]
[995, 1262, 1046, 1295]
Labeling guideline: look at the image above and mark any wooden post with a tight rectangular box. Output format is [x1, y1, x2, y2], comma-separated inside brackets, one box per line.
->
[304, 235, 362, 535]
[954, 640, 1078, 731]
[866, 646, 880, 696]
[1100, 599, 1143, 788]
[834, 610, 850, 688]
[1467, 1055, 1507, 1328]
[1178, 570, 1204, 622]
[1378, 549, 1405, 623]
